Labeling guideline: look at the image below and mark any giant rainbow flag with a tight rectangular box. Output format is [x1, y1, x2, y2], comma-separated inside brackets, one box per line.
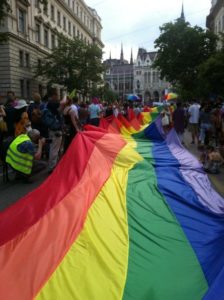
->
[0, 109, 224, 300]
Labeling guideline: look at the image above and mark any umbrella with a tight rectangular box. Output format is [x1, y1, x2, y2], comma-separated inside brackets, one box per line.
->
[166, 93, 178, 100]
[127, 94, 140, 101]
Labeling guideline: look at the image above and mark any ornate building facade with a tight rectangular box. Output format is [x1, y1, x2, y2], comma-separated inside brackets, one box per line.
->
[103, 45, 134, 100]
[104, 46, 134, 99]
[0, 0, 103, 99]
[206, 0, 224, 48]
[133, 48, 169, 102]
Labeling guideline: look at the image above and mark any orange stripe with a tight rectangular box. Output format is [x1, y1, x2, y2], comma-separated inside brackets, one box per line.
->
[0, 132, 106, 246]
[0, 133, 126, 300]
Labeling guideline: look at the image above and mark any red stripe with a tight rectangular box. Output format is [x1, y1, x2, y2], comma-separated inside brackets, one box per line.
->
[0, 131, 106, 246]
[0, 133, 126, 300]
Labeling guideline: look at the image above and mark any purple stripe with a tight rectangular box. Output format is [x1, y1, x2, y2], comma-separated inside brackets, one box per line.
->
[165, 128, 224, 214]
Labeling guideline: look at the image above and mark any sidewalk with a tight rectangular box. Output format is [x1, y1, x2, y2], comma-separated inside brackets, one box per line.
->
[184, 131, 224, 198]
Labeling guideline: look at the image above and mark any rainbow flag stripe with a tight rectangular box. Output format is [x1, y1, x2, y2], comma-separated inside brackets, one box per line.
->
[0, 113, 223, 300]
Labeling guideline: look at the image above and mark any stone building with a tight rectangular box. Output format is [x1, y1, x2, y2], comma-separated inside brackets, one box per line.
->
[206, 0, 224, 48]
[0, 0, 103, 99]
[103, 45, 134, 100]
[207, 0, 224, 34]
[133, 48, 169, 102]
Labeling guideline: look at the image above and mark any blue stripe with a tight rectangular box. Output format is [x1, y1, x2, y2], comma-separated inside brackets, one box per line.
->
[144, 122, 224, 299]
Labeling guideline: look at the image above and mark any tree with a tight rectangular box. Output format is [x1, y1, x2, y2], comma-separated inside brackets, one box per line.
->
[35, 35, 104, 97]
[153, 19, 217, 99]
[198, 50, 224, 97]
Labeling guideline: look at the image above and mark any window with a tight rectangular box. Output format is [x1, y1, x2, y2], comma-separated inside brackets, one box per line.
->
[51, 5, 55, 21]
[18, 9, 26, 33]
[222, 15, 224, 31]
[26, 80, 30, 99]
[63, 16, 66, 31]
[25, 53, 30, 67]
[36, 23, 41, 43]
[51, 34, 55, 49]
[73, 25, 76, 38]
[68, 0, 71, 7]
[19, 50, 24, 67]
[44, 29, 48, 47]
[38, 59, 41, 68]
[20, 80, 24, 98]
[57, 11, 61, 26]
[77, 30, 80, 38]
[43, 3, 48, 15]
[68, 21, 71, 35]
[72, 1, 75, 11]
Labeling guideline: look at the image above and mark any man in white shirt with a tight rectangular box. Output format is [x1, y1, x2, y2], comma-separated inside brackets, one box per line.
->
[71, 97, 79, 119]
[188, 100, 200, 144]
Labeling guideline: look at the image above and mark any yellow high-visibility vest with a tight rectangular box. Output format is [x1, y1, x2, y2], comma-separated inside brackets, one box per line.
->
[6, 134, 34, 175]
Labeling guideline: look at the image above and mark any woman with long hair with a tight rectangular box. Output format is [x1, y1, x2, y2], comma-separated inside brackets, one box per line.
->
[63, 97, 81, 153]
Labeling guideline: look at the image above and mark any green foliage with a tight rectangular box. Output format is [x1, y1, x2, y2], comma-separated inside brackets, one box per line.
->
[154, 19, 217, 98]
[35, 35, 104, 96]
[198, 50, 224, 97]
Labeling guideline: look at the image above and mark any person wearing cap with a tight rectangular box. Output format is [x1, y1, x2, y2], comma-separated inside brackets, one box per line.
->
[6, 129, 46, 182]
[14, 99, 30, 137]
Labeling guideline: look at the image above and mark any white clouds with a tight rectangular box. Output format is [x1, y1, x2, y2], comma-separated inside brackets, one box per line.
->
[86, 0, 211, 59]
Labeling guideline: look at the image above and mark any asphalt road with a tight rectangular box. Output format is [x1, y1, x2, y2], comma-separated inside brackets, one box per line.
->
[0, 169, 48, 211]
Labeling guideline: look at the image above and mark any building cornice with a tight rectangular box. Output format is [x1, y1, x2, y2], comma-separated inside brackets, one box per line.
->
[5, 32, 50, 56]
[93, 36, 104, 48]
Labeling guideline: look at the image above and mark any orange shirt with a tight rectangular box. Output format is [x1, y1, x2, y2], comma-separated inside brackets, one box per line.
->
[15, 112, 30, 136]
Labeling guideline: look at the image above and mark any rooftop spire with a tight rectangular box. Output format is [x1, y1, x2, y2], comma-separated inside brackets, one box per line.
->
[180, 2, 185, 21]
[120, 43, 124, 63]
[130, 48, 133, 64]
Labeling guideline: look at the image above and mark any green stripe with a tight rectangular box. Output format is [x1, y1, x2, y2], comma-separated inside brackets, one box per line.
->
[122, 132, 208, 300]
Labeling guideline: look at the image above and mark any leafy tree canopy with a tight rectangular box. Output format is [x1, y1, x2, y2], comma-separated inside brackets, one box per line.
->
[36, 35, 104, 96]
[153, 19, 217, 98]
[198, 50, 224, 97]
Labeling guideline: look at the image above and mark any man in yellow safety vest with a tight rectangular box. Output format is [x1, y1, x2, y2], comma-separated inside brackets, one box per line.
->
[6, 129, 46, 182]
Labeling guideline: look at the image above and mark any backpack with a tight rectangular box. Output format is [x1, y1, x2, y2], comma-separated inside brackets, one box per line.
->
[41, 108, 61, 131]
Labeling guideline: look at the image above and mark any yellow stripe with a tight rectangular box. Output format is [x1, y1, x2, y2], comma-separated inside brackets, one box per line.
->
[141, 112, 152, 125]
[36, 144, 142, 300]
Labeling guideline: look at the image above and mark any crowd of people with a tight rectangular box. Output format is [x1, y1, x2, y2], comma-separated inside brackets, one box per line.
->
[170, 99, 224, 174]
[0, 91, 224, 182]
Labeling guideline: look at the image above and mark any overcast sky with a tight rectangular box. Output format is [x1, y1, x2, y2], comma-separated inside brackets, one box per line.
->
[86, 0, 212, 61]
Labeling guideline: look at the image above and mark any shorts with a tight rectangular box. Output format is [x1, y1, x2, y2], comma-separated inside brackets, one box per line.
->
[189, 123, 198, 135]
